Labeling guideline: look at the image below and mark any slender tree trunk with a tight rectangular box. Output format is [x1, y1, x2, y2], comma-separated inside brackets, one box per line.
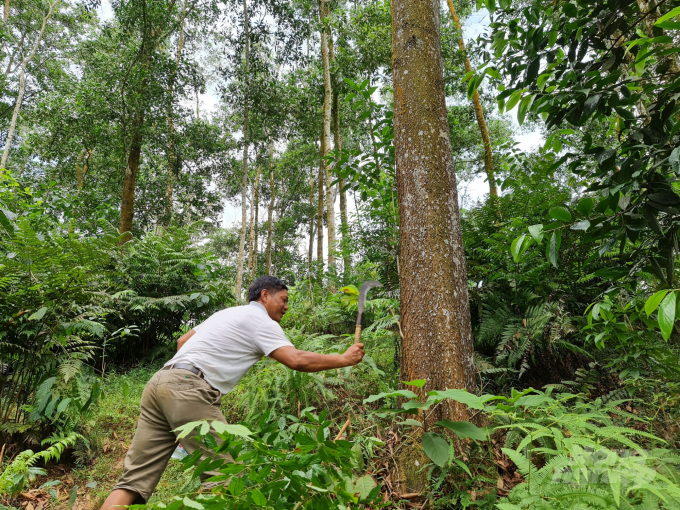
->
[317, 131, 325, 267]
[392, 0, 476, 418]
[235, 0, 250, 300]
[308, 172, 315, 269]
[118, 115, 144, 244]
[266, 142, 276, 275]
[247, 164, 261, 278]
[319, 0, 335, 268]
[445, 0, 496, 197]
[1, 0, 55, 168]
[333, 90, 350, 278]
[4, 0, 9, 22]
[163, 2, 187, 226]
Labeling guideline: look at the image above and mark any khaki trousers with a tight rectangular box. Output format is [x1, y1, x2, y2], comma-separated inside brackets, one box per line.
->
[113, 369, 231, 502]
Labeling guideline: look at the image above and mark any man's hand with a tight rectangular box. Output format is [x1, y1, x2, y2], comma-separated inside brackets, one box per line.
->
[342, 343, 365, 366]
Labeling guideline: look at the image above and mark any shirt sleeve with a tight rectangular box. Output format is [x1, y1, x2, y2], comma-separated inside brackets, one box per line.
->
[255, 320, 294, 357]
[192, 322, 204, 332]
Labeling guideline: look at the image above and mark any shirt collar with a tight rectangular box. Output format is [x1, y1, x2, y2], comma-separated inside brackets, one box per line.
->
[249, 301, 269, 316]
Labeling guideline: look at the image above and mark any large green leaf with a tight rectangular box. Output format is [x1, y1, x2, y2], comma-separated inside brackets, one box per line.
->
[549, 206, 572, 222]
[250, 489, 267, 506]
[421, 432, 449, 467]
[354, 475, 377, 500]
[211, 421, 253, 438]
[510, 234, 526, 263]
[658, 291, 676, 341]
[547, 231, 561, 267]
[434, 420, 488, 441]
[428, 389, 486, 409]
[528, 224, 544, 243]
[364, 389, 418, 403]
[645, 290, 669, 317]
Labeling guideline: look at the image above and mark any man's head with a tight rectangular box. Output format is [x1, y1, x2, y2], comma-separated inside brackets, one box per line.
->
[248, 276, 289, 322]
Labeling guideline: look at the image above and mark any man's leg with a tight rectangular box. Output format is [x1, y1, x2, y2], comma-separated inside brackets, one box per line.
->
[100, 489, 139, 510]
[101, 372, 177, 509]
[156, 370, 233, 483]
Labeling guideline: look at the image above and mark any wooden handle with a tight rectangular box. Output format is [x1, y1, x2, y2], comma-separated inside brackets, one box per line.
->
[354, 324, 362, 344]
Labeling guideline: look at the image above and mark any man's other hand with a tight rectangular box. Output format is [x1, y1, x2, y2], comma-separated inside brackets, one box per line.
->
[343, 343, 365, 366]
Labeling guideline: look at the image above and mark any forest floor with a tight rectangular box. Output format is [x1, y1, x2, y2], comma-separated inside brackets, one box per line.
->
[18, 364, 195, 510]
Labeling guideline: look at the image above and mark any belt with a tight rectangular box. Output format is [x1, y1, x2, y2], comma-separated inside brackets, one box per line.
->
[162, 363, 204, 378]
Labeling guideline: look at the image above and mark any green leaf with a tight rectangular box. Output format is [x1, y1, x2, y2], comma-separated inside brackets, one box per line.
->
[228, 477, 245, 496]
[69, 486, 78, 509]
[547, 231, 561, 268]
[528, 224, 544, 243]
[549, 206, 571, 222]
[29, 307, 48, 321]
[656, 6, 680, 26]
[428, 389, 486, 409]
[182, 497, 204, 509]
[354, 475, 377, 500]
[403, 379, 426, 388]
[510, 234, 526, 263]
[581, 94, 602, 122]
[250, 489, 267, 506]
[434, 420, 488, 441]
[570, 220, 590, 231]
[421, 432, 449, 467]
[517, 94, 536, 125]
[364, 389, 418, 403]
[575, 197, 594, 217]
[211, 422, 253, 438]
[645, 290, 669, 316]
[398, 419, 422, 427]
[658, 291, 676, 341]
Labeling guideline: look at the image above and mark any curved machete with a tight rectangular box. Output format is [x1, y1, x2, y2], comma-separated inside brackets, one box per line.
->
[354, 280, 383, 344]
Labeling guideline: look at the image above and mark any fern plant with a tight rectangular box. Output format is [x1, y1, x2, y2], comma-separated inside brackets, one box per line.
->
[0, 432, 82, 496]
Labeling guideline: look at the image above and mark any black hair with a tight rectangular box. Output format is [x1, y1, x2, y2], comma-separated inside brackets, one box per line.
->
[248, 276, 288, 302]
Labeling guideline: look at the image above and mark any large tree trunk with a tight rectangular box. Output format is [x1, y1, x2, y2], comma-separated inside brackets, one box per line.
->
[266, 142, 276, 275]
[235, 0, 250, 300]
[1, 0, 54, 168]
[247, 164, 261, 278]
[118, 117, 144, 244]
[392, 0, 475, 413]
[333, 90, 350, 278]
[319, 0, 335, 268]
[163, 2, 187, 227]
[446, 0, 496, 197]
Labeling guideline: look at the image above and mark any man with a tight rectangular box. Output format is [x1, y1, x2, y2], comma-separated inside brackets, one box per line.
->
[100, 276, 365, 510]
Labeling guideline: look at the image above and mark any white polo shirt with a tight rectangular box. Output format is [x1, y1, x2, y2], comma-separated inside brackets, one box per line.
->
[164, 301, 293, 395]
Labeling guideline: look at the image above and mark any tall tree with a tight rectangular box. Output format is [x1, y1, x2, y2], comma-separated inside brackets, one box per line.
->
[247, 163, 261, 277]
[265, 141, 275, 275]
[163, 0, 188, 226]
[318, 0, 335, 268]
[391, 0, 476, 424]
[445, 0, 496, 197]
[1, 0, 56, 169]
[235, 0, 250, 299]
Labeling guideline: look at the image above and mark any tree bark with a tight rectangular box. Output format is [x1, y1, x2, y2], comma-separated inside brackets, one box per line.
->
[118, 114, 144, 244]
[333, 90, 350, 278]
[317, 130, 325, 267]
[446, 0, 497, 197]
[235, 0, 250, 300]
[1, 0, 55, 169]
[308, 172, 315, 269]
[4, 0, 9, 22]
[319, 0, 335, 268]
[163, 2, 187, 227]
[266, 141, 276, 275]
[247, 164, 261, 278]
[392, 0, 476, 416]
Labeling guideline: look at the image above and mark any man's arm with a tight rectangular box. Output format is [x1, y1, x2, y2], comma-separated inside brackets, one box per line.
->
[177, 329, 196, 351]
[269, 343, 365, 372]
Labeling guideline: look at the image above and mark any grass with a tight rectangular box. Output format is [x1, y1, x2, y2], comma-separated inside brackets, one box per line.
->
[41, 364, 195, 509]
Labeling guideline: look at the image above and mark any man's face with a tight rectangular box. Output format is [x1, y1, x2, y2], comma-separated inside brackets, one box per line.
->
[260, 289, 289, 322]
